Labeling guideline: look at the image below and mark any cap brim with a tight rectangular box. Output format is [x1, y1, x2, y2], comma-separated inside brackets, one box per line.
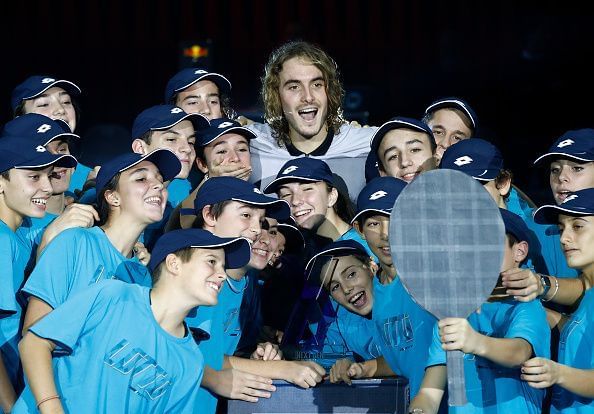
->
[350, 208, 391, 224]
[533, 152, 594, 165]
[152, 113, 210, 133]
[24, 80, 81, 101]
[425, 100, 476, 128]
[174, 73, 232, 95]
[41, 132, 80, 146]
[263, 176, 321, 194]
[533, 204, 594, 224]
[15, 153, 77, 170]
[201, 127, 257, 146]
[195, 237, 251, 269]
[121, 149, 182, 182]
[370, 120, 432, 153]
[231, 197, 290, 220]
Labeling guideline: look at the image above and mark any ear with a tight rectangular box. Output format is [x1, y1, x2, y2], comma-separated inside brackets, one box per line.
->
[496, 176, 512, 196]
[165, 253, 181, 275]
[131, 139, 149, 155]
[369, 260, 379, 275]
[513, 240, 529, 264]
[202, 205, 217, 227]
[104, 189, 120, 207]
[353, 220, 367, 240]
[327, 186, 338, 209]
[195, 157, 209, 174]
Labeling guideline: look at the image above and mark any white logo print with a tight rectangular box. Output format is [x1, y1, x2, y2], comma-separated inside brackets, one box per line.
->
[282, 166, 299, 175]
[194, 70, 208, 74]
[557, 139, 574, 148]
[253, 188, 263, 194]
[37, 124, 51, 134]
[170, 108, 183, 114]
[562, 194, 578, 204]
[41, 77, 55, 84]
[454, 156, 473, 166]
[36, 145, 46, 152]
[218, 122, 234, 129]
[369, 190, 387, 200]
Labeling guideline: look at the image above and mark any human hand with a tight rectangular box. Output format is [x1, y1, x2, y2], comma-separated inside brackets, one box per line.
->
[501, 268, 541, 302]
[209, 368, 276, 403]
[438, 317, 481, 354]
[283, 361, 326, 388]
[521, 357, 561, 388]
[251, 342, 282, 361]
[329, 358, 363, 385]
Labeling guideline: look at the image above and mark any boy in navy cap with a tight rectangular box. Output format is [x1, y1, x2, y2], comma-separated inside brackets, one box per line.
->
[2, 114, 99, 265]
[370, 116, 437, 183]
[11, 75, 94, 195]
[522, 189, 594, 413]
[0, 136, 77, 411]
[169, 118, 257, 230]
[422, 97, 478, 164]
[14, 229, 250, 413]
[188, 177, 324, 413]
[164, 67, 233, 120]
[410, 209, 550, 414]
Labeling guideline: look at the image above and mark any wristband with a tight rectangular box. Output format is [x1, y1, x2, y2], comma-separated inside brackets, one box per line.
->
[37, 395, 60, 409]
[538, 274, 551, 299]
[542, 276, 559, 302]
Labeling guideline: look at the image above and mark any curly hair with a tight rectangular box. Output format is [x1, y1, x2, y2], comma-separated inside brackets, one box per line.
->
[262, 41, 345, 147]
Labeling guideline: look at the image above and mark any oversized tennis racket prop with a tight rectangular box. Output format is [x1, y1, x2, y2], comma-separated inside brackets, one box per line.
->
[389, 169, 504, 406]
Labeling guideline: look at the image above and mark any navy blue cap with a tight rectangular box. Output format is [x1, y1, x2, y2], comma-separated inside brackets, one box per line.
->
[263, 157, 335, 194]
[365, 150, 380, 183]
[305, 239, 369, 275]
[499, 208, 531, 243]
[11, 76, 81, 111]
[1, 114, 79, 146]
[148, 229, 251, 272]
[95, 149, 182, 198]
[164, 68, 232, 103]
[196, 118, 257, 147]
[132, 105, 210, 140]
[194, 176, 290, 220]
[351, 177, 407, 224]
[277, 217, 305, 253]
[440, 138, 503, 182]
[533, 188, 594, 224]
[0, 135, 77, 173]
[370, 117, 435, 155]
[534, 129, 594, 165]
[424, 97, 479, 130]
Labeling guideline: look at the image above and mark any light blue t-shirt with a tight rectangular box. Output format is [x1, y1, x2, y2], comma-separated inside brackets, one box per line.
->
[337, 227, 379, 263]
[0, 220, 30, 386]
[427, 299, 550, 413]
[22, 226, 133, 309]
[13, 281, 204, 413]
[15, 213, 57, 276]
[551, 288, 594, 413]
[166, 178, 192, 208]
[324, 305, 381, 360]
[372, 275, 437, 398]
[188, 273, 248, 414]
[68, 162, 93, 194]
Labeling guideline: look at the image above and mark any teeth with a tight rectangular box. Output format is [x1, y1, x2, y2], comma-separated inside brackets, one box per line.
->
[252, 248, 268, 256]
[298, 108, 317, 114]
[206, 282, 220, 292]
[145, 196, 162, 205]
[32, 199, 47, 206]
[294, 209, 311, 217]
[349, 292, 364, 304]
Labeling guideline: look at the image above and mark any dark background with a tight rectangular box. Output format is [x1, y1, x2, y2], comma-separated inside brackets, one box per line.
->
[2, 0, 594, 205]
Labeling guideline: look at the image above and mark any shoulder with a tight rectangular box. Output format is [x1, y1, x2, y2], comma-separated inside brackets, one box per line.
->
[328, 124, 377, 154]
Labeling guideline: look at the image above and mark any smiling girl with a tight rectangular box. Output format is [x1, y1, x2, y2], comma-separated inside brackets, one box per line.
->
[20, 149, 181, 335]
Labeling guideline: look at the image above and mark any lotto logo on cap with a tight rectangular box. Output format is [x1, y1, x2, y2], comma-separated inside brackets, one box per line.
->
[440, 139, 502, 182]
[533, 188, 594, 224]
[534, 128, 594, 165]
[263, 158, 335, 194]
[562, 194, 578, 204]
[351, 176, 407, 224]
[37, 124, 51, 134]
[170, 107, 183, 114]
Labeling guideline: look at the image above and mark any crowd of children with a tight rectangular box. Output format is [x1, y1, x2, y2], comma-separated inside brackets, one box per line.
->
[1, 40, 593, 413]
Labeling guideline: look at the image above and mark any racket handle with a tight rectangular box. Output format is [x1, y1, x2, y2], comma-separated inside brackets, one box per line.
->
[446, 350, 467, 406]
